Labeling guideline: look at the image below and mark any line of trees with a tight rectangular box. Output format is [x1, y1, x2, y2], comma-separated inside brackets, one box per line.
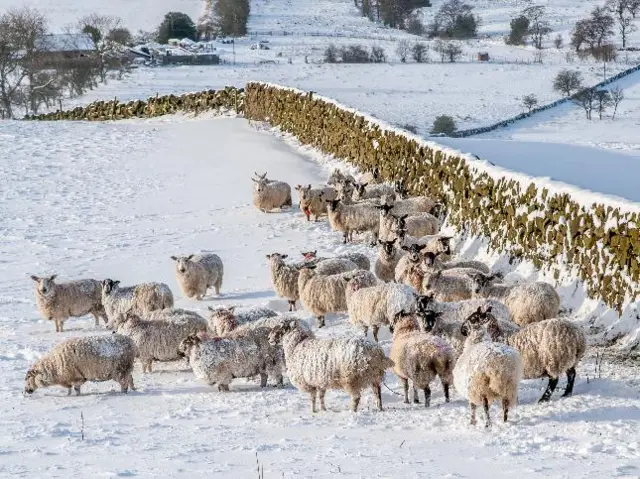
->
[354, 0, 431, 30]
[553, 69, 626, 120]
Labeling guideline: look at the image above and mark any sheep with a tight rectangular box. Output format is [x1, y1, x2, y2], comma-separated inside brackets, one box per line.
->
[420, 252, 493, 285]
[252, 172, 292, 212]
[389, 310, 455, 406]
[326, 199, 380, 244]
[346, 282, 417, 342]
[178, 333, 273, 391]
[327, 168, 356, 186]
[358, 167, 381, 185]
[298, 265, 377, 328]
[171, 253, 223, 299]
[376, 196, 437, 216]
[352, 182, 396, 202]
[145, 308, 208, 324]
[313, 258, 360, 276]
[391, 213, 440, 238]
[472, 277, 560, 327]
[421, 268, 477, 302]
[300, 250, 371, 271]
[266, 253, 302, 311]
[101, 279, 174, 323]
[207, 305, 278, 336]
[453, 310, 524, 428]
[415, 294, 520, 356]
[267, 319, 394, 412]
[113, 311, 207, 372]
[374, 239, 403, 283]
[30, 275, 108, 332]
[295, 185, 337, 221]
[394, 244, 428, 289]
[391, 227, 452, 258]
[432, 251, 492, 275]
[24, 334, 137, 396]
[480, 312, 586, 403]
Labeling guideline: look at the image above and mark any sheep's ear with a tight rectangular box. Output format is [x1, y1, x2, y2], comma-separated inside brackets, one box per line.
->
[362, 183, 368, 188]
[282, 254, 288, 259]
[418, 244, 428, 251]
[266, 254, 271, 259]
[476, 306, 483, 314]
[228, 306, 236, 313]
[49, 274, 57, 281]
[485, 306, 492, 313]
[186, 254, 194, 261]
[114, 280, 120, 287]
[296, 184, 302, 190]
[170, 256, 178, 261]
[30, 275, 39, 282]
[207, 306, 214, 311]
[401, 214, 408, 220]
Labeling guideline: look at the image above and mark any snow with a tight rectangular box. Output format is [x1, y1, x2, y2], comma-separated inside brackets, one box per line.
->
[1, 114, 640, 476]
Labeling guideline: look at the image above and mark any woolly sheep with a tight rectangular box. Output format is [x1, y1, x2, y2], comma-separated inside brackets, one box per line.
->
[178, 333, 275, 390]
[295, 184, 337, 221]
[453, 311, 524, 428]
[374, 239, 403, 283]
[389, 310, 455, 406]
[392, 213, 440, 238]
[171, 253, 223, 299]
[298, 265, 377, 328]
[266, 253, 301, 311]
[301, 250, 371, 271]
[313, 258, 360, 276]
[327, 168, 355, 186]
[24, 334, 137, 396]
[482, 313, 586, 403]
[30, 275, 108, 332]
[358, 167, 381, 185]
[145, 308, 208, 324]
[113, 311, 207, 372]
[207, 305, 278, 336]
[268, 319, 394, 412]
[101, 279, 173, 324]
[352, 182, 396, 202]
[421, 268, 476, 302]
[472, 277, 560, 327]
[376, 196, 437, 216]
[394, 244, 428, 290]
[252, 172, 292, 212]
[326, 199, 380, 244]
[346, 282, 417, 342]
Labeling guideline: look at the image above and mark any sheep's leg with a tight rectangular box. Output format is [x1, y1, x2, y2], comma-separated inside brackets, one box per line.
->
[309, 388, 317, 413]
[401, 378, 410, 404]
[342, 232, 349, 244]
[538, 376, 559, 403]
[91, 312, 100, 327]
[127, 373, 136, 392]
[350, 392, 361, 412]
[362, 325, 369, 338]
[502, 398, 510, 422]
[118, 378, 129, 394]
[274, 374, 284, 388]
[562, 367, 577, 397]
[423, 385, 431, 408]
[483, 397, 491, 428]
[317, 316, 325, 328]
[218, 384, 230, 392]
[372, 383, 383, 411]
[66, 386, 72, 396]
[288, 300, 296, 312]
[259, 373, 268, 388]
[470, 403, 477, 426]
[442, 380, 450, 403]
[318, 389, 327, 411]
[372, 325, 379, 342]
[55, 319, 63, 333]
[413, 386, 420, 404]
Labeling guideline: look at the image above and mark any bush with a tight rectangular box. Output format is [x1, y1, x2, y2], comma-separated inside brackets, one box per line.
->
[370, 46, 386, 63]
[396, 39, 410, 62]
[553, 69, 583, 97]
[340, 44, 371, 63]
[401, 124, 418, 134]
[324, 44, 338, 63]
[434, 40, 462, 62]
[430, 115, 457, 135]
[591, 44, 617, 61]
[505, 15, 529, 45]
[553, 33, 563, 49]
[157, 12, 197, 43]
[412, 42, 429, 62]
[521, 94, 538, 112]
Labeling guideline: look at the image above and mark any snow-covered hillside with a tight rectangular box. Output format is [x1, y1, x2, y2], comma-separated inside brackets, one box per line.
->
[1, 114, 639, 477]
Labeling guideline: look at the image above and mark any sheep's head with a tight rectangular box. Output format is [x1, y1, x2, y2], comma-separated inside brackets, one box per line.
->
[101, 279, 120, 295]
[378, 239, 396, 257]
[30, 274, 57, 296]
[325, 199, 341, 211]
[352, 182, 368, 200]
[391, 214, 409, 230]
[171, 254, 195, 275]
[460, 306, 493, 337]
[394, 179, 407, 199]
[267, 319, 298, 345]
[421, 251, 438, 267]
[374, 203, 394, 217]
[266, 253, 288, 265]
[431, 203, 446, 220]
[468, 272, 499, 295]
[178, 334, 202, 358]
[251, 172, 268, 192]
[335, 182, 353, 201]
[415, 293, 436, 313]
[417, 309, 443, 333]
[391, 309, 418, 332]
[436, 237, 452, 256]
[108, 310, 138, 331]
[295, 184, 312, 200]
[207, 306, 238, 335]
[301, 250, 317, 261]
[24, 367, 47, 394]
[400, 243, 427, 262]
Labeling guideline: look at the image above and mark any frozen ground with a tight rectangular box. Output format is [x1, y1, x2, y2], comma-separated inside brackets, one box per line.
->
[1, 115, 639, 477]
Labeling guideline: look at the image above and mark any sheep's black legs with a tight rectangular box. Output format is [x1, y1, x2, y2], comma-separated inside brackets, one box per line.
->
[483, 397, 491, 428]
[562, 367, 577, 397]
[539, 376, 559, 402]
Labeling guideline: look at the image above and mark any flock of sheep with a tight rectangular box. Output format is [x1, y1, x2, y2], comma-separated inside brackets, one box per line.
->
[23, 166, 587, 429]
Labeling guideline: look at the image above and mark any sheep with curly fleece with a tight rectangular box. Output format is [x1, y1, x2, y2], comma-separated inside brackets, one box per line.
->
[327, 168, 356, 186]
[31, 275, 108, 332]
[352, 182, 396, 202]
[301, 251, 371, 271]
[252, 172, 292, 212]
[207, 305, 278, 336]
[374, 239, 403, 283]
[268, 319, 394, 412]
[266, 253, 302, 311]
[171, 253, 223, 299]
[326, 198, 380, 244]
[24, 334, 137, 396]
[295, 184, 337, 221]
[101, 279, 173, 323]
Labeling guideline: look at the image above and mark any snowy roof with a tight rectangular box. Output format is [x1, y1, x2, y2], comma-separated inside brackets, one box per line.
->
[36, 34, 95, 53]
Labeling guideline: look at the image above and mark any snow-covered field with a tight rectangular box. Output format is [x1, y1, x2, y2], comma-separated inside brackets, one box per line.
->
[1, 114, 640, 477]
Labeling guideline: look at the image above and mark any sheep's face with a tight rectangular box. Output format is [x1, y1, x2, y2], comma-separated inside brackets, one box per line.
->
[101, 279, 120, 295]
[268, 321, 296, 345]
[24, 367, 46, 394]
[418, 309, 443, 333]
[375, 204, 394, 218]
[253, 178, 268, 193]
[208, 307, 237, 335]
[335, 181, 353, 201]
[391, 214, 408, 230]
[421, 252, 437, 267]
[171, 254, 195, 275]
[326, 199, 341, 211]
[301, 251, 317, 261]
[296, 185, 312, 201]
[401, 243, 426, 262]
[30, 275, 57, 296]
[266, 253, 287, 265]
[415, 293, 435, 313]
[178, 334, 201, 358]
[352, 183, 368, 200]
[470, 273, 492, 294]
[436, 238, 452, 256]
[378, 239, 396, 258]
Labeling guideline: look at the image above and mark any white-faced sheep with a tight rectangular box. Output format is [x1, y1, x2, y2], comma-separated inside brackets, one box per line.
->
[252, 172, 292, 212]
[453, 311, 524, 428]
[374, 239, 403, 283]
[480, 312, 586, 403]
[394, 244, 428, 290]
[352, 182, 396, 202]
[171, 253, 223, 300]
[389, 310, 455, 406]
[101, 279, 174, 323]
[295, 184, 337, 221]
[472, 277, 560, 327]
[266, 253, 301, 311]
[346, 282, 417, 342]
[392, 213, 440, 238]
[377, 196, 437, 216]
[24, 334, 137, 396]
[113, 311, 207, 372]
[207, 305, 278, 336]
[326, 199, 380, 244]
[30, 275, 108, 332]
[298, 265, 377, 327]
[268, 319, 393, 412]
[300, 250, 371, 271]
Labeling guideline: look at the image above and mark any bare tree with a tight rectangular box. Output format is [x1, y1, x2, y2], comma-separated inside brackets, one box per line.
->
[76, 13, 124, 82]
[412, 42, 428, 62]
[572, 88, 596, 119]
[396, 39, 410, 62]
[610, 86, 624, 119]
[553, 69, 583, 97]
[629, 0, 640, 17]
[444, 41, 462, 62]
[524, 6, 552, 49]
[554, 33, 563, 49]
[521, 94, 538, 112]
[607, 0, 636, 48]
[594, 89, 612, 119]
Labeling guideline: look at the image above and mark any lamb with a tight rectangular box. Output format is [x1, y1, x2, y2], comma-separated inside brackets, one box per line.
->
[472, 277, 560, 327]
[298, 265, 377, 328]
[30, 275, 108, 332]
[480, 312, 586, 403]
[252, 172, 292, 212]
[113, 311, 207, 372]
[101, 279, 174, 322]
[389, 310, 455, 406]
[391, 213, 440, 238]
[352, 182, 396, 201]
[374, 239, 403, 283]
[327, 168, 356, 186]
[416, 294, 520, 356]
[171, 253, 223, 299]
[178, 333, 273, 391]
[326, 199, 380, 244]
[301, 250, 371, 271]
[453, 310, 524, 428]
[266, 253, 302, 311]
[24, 334, 137, 396]
[268, 319, 394, 412]
[207, 305, 278, 336]
[346, 282, 417, 341]
[295, 184, 337, 221]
